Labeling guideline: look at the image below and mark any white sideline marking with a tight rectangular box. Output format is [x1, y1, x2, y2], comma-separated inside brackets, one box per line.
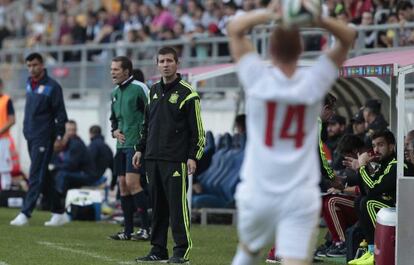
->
[0, 262, 10, 265]
[37, 241, 135, 265]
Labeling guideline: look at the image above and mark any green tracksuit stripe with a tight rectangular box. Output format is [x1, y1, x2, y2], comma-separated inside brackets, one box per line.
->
[318, 118, 334, 179]
[181, 163, 192, 259]
[195, 100, 205, 160]
[360, 159, 397, 188]
[179, 92, 199, 109]
[366, 200, 391, 227]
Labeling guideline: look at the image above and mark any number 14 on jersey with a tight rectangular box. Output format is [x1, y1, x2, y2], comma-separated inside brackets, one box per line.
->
[265, 102, 306, 148]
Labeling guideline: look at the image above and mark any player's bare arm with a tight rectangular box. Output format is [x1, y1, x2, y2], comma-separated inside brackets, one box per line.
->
[227, 0, 281, 62]
[315, 17, 357, 67]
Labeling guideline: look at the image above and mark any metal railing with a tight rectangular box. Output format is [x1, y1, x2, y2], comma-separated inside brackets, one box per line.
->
[1, 22, 414, 96]
[0, 37, 232, 96]
[252, 22, 414, 57]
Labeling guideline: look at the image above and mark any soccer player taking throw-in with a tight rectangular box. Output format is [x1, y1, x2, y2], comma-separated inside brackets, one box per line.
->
[227, 1, 356, 265]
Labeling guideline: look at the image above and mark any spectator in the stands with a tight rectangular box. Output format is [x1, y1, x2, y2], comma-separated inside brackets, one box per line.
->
[360, 11, 377, 48]
[123, 1, 143, 37]
[159, 27, 175, 41]
[191, 23, 209, 58]
[61, 33, 80, 62]
[0, 22, 11, 49]
[195, 4, 207, 26]
[173, 21, 186, 39]
[187, 1, 205, 31]
[64, 0, 84, 17]
[137, 25, 152, 43]
[175, 5, 195, 33]
[118, 9, 130, 33]
[397, 1, 414, 46]
[373, 0, 390, 24]
[202, 0, 219, 28]
[26, 12, 47, 47]
[57, 13, 71, 44]
[150, 3, 175, 38]
[377, 13, 398, 48]
[70, 15, 87, 44]
[85, 12, 100, 42]
[397, 0, 414, 21]
[347, 0, 373, 23]
[187, 0, 199, 16]
[138, 3, 153, 26]
[92, 8, 115, 45]
[4, 0, 414, 55]
[218, 0, 244, 35]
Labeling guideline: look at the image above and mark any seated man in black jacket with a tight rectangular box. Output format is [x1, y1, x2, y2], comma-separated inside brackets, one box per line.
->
[88, 125, 113, 185]
[348, 130, 399, 265]
[45, 120, 98, 226]
[54, 120, 98, 191]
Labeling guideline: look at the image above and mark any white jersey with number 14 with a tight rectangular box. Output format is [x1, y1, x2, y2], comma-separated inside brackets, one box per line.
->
[236, 53, 338, 197]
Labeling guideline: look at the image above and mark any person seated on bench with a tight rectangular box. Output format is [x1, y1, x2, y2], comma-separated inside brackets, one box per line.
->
[54, 120, 101, 193]
[403, 130, 414, 176]
[317, 135, 366, 258]
[88, 125, 113, 184]
[362, 99, 388, 147]
[44, 120, 98, 226]
[54, 120, 99, 190]
[347, 130, 399, 265]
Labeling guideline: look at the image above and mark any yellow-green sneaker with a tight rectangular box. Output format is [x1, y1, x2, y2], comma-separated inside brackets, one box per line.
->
[355, 253, 374, 265]
[348, 251, 372, 265]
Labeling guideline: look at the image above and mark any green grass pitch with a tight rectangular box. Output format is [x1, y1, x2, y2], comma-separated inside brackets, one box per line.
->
[0, 208, 344, 265]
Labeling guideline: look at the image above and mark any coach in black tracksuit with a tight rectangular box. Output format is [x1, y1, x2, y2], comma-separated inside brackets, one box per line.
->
[10, 52, 68, 226]
[133, 47, 205, 264]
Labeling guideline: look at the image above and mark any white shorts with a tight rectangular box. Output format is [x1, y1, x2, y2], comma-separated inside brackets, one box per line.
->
[235, 185, 321, 260]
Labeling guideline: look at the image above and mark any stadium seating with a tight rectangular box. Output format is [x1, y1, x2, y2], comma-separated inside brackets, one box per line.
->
[192, 132, 245, 209]
[196, 133, 232, 194]
[219, 134, 245, 202]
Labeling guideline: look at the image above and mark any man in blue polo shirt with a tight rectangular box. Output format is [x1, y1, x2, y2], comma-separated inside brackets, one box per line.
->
[10, 52, 68, 226]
